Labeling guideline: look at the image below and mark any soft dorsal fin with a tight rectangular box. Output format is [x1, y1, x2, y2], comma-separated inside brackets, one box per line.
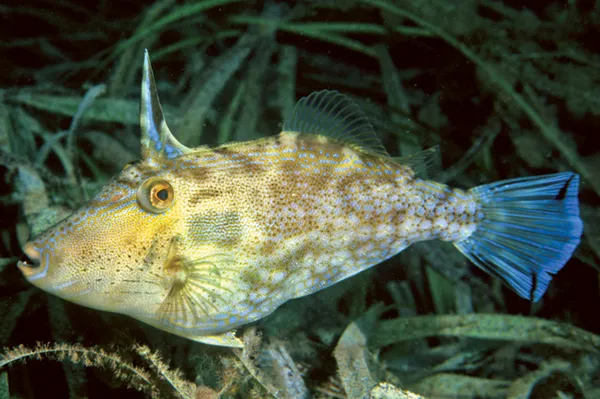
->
[394, 145, 442, 179]
[282, 90, 390, 158]
[140, 50, 191, 160]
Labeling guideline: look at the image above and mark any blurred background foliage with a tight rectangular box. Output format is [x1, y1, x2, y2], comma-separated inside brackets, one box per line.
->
[1, 0, 600, 398]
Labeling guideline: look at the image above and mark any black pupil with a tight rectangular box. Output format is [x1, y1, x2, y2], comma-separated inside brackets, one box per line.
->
[156, 189, 169, 201]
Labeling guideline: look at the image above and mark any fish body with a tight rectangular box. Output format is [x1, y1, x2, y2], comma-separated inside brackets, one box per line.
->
[18, 52, 583, 347]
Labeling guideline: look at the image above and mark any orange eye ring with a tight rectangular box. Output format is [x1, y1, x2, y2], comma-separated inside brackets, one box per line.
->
[137, 177, 174, 213]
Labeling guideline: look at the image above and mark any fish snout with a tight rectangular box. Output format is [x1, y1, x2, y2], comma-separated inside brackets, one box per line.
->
[17, 242, 45, 279]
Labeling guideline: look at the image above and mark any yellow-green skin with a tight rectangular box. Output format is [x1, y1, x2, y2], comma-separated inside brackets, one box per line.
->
[18, 54, 482, 347]
[19, 132, 480, 341]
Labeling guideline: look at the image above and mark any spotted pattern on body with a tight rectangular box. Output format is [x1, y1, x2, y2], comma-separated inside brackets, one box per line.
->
[22, 132, 481, 335]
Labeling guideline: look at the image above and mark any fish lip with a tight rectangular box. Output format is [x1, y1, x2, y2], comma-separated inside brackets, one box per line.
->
[17, 242, 45, 279]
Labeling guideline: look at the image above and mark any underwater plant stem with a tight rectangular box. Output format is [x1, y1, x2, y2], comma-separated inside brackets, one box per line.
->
[151, 30, 240, 61]
[66, 83, 106, 201]
[34, 130, 75, 180]
[372, 313, 600, 352]
[439, 118, 501, 183]
[96, 0, 244, 73]
[362, 0, 600, 196]
[230, 15, 379, 58]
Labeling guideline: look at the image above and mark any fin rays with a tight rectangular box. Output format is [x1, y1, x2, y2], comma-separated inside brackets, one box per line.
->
[158, 252, 237, 326]
[283, 90, 390, 158]
[454, 172, 582, 301]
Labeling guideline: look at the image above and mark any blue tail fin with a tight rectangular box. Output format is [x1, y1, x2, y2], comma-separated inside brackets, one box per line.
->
[453, 172, 583, 301]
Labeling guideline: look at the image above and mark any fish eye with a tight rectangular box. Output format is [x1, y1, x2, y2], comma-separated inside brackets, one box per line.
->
[137, 177, 174, 213]
[156, 188, 169, 201]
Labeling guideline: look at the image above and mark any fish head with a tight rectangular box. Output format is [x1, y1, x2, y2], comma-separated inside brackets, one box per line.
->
[19, 163, 184, 312]
[17, 50, 195, 320]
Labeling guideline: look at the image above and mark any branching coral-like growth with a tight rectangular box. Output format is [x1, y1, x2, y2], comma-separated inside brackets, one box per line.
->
[0, 343, 198, 398]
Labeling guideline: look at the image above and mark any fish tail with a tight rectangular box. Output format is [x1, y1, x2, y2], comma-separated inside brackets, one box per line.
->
[453, 172, 583, 301]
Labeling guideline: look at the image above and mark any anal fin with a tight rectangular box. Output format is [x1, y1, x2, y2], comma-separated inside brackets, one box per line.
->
[188, 331, 244, 348]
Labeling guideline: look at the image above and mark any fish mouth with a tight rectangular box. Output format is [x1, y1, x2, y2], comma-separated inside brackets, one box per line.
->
[17, 242, 46, 279]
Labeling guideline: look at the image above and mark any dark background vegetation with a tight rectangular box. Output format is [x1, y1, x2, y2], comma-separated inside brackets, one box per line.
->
[1, 0, 599, 398]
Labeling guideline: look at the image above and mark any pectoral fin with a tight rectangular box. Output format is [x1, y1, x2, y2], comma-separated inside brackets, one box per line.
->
[188, 331, 244, 348]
